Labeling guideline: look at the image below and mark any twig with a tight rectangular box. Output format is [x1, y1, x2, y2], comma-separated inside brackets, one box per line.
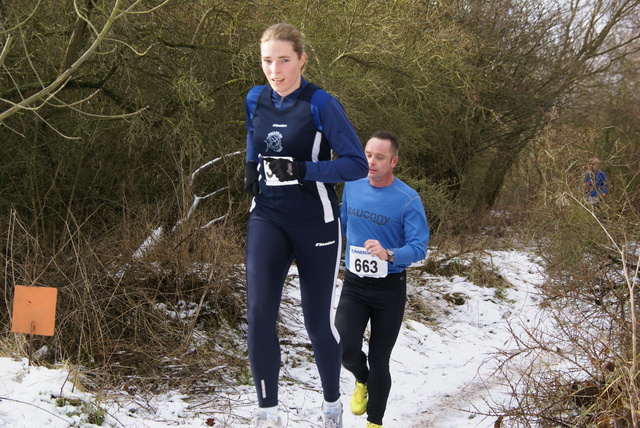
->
[0, 396, 72, 424]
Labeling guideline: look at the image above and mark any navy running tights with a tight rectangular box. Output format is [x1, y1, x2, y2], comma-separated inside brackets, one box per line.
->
[245, 214, 342, 408]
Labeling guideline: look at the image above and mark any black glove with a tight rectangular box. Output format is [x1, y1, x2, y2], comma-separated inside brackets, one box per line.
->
[244, 161, 260, 196]
[265, 158, 306, 182]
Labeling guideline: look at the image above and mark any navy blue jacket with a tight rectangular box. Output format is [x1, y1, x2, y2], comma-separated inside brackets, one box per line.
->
[245, 78, 367, 225]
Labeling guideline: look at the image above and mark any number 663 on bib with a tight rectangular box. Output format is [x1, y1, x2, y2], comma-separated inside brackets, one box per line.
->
[348, 245, 388, 278]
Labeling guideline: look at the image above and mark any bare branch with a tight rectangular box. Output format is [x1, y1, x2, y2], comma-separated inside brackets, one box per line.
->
[190, 150, 243, 190]
[0, 0, 170, 123]
[0, 33, 12, 68]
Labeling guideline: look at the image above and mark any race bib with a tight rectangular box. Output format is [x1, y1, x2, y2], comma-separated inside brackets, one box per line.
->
[349, 245, 388, 278]
[263, 156, 299, 186]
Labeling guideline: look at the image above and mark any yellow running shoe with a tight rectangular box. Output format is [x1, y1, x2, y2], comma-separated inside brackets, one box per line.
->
[366, 422, 382, 428]
[350, 381, 368, 415]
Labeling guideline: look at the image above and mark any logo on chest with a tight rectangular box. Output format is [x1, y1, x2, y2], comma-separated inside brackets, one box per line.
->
[347, 207, 391, 225]
[265, 131, 284, 153]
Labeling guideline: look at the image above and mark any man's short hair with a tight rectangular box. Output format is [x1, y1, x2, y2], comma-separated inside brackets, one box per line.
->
[371, 130, 399, 156]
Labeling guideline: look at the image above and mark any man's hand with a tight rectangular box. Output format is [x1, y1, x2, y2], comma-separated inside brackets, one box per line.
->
[265, 157, 306, 182]
[363, 239, 389, 261]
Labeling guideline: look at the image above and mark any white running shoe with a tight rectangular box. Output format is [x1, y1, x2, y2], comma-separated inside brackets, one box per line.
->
[252, 410, 283, 428]
[323, 400, 343, 428]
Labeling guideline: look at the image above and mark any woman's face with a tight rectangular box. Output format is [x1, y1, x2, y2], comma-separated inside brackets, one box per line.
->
[260, 39, 306, 97]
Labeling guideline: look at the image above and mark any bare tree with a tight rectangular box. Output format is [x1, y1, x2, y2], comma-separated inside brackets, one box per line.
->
[459, 0, 640, 212]
[0, 0, 169, 126]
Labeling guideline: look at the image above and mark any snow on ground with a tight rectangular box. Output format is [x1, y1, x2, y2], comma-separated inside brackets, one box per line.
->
[0, 249, 546, 427]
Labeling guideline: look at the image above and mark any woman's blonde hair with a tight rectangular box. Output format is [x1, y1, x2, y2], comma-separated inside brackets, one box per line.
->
[261, 23, 307, 71]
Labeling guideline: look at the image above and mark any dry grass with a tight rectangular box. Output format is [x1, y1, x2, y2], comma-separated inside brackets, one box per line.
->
[1, 207, 248, 395]
[484, 159, 640, 426]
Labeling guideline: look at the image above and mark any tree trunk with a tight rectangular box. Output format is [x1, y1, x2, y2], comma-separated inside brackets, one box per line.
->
[473, 142, 527, 213]
[62, 0, 94, 70]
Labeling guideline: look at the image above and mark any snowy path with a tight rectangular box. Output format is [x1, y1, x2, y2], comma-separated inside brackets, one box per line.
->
[209, 249, 545, 428]
[0, 250, 546, 428]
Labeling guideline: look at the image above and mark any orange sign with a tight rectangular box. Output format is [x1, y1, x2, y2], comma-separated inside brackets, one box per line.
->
[11, 285, 58, 336]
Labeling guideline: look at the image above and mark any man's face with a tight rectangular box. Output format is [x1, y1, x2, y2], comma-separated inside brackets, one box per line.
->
[365, 137, 398, 184]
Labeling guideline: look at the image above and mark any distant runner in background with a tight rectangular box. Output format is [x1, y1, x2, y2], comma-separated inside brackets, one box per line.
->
[335, 130, 429, 428]
[583, 156, 608, 205]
